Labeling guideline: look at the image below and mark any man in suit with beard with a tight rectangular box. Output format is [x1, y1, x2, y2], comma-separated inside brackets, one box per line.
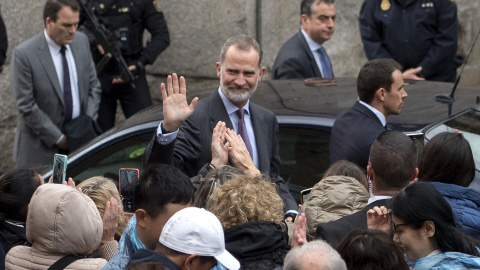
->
[143, 35, 297, 219]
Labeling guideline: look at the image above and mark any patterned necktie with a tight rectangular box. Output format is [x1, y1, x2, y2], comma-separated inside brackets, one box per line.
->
[236, 108, 253, 158]
[60, 46, 73, 123]
[317, 46, 333, 78]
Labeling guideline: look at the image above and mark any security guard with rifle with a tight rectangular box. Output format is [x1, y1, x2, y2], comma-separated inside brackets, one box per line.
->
[79, 0, 170, 132]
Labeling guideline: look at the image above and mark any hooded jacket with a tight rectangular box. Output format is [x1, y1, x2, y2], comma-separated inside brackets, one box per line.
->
[5, 184, 106, 269]
[303, 175, 369, 240]
[431, 182, 480, 240]
[225, 221, 289, 270]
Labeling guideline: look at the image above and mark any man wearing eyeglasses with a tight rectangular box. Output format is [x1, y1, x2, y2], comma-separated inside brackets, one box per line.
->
[316, 130, 418, 247]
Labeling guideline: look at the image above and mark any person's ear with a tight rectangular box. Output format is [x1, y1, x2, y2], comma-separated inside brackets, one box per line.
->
[423, 220, 436, 238]
[184, 254, 200, 270]
[410, 168, 419, 182]
[376, 88, 386, 102]
[135, 209, 148, 228]
[301, 14, 309, 28]
[258, 67, 266, 81]
[216, 62, 221, 78]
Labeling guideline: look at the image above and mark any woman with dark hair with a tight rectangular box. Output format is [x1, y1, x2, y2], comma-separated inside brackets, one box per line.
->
[418, 132, 475, 187]
[418, 131, 480, 240]
[336, 229, 409, 270]
[368, 182, 480, 269]
[0, 169, 43, 270]
[0, 169, 43, 252]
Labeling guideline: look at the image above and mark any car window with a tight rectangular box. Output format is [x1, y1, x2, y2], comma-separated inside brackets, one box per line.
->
[425, 109, 480, 169]
[279, 127, 331, 203]
[70, 132, 153, 186]
[66, 126, 331, 204]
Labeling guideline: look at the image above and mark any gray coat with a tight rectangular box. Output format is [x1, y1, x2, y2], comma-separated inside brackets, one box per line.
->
[10, 31, 101, 166]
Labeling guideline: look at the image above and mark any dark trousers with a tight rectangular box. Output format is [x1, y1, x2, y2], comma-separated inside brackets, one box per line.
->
[97, 71, 152, 132]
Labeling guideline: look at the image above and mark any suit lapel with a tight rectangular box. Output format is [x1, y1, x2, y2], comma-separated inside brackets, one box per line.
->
[70, 35, 85, 109]
[296, 30, 322, 78]
[208, 89, 234, 130]
[36, 33, 64, 106]
[249, 103, 269, 171]
[208, 89, 235, 165]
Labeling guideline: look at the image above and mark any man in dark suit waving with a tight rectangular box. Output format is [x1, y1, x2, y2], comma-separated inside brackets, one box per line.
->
[144, 35, 297, 219]
[272, 0, 335, 79]
[329, 58, 407, 169]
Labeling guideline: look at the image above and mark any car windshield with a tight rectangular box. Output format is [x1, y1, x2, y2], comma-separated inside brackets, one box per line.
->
[424, 109, 480, 169]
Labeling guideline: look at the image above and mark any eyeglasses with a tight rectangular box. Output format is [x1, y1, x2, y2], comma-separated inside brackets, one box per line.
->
[389, 213, 409, 234]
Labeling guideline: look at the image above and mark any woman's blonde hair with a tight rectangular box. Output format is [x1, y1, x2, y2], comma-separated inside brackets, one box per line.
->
[207, 175, 284, 229]
[77, 176, 126, 240]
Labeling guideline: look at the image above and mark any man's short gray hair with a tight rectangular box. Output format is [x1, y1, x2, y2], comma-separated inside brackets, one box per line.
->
[219, 35, 263, 68]
[283, 240, 346, 270]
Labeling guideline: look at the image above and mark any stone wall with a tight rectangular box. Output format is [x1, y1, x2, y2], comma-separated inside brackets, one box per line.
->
[0, 0, 479, 171]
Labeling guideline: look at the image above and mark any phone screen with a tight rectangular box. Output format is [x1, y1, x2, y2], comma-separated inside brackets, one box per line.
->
[119, 168, 139, 212]
[300, 188, 312, 205]
[52, 154, 67, 184]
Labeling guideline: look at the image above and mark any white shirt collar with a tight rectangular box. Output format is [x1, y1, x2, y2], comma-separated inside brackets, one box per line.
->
[217, 87, 250, 115]
[358, 100, 387, 127]
[368, 195, 392, 205]
[301, 29, 323, 52]
[44, 29, 70, 54]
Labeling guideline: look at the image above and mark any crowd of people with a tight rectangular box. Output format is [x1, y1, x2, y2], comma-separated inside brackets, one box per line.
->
[1, 0, 479, 269]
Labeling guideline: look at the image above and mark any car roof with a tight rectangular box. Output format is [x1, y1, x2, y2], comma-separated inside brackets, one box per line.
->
[87, 78, 480, 146]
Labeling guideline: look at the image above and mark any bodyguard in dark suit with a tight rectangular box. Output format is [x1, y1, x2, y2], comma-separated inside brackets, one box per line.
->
[144, 35, 297, 217]
[10, 0, 101, 167]
[318, 131, 418, 247]
[272, 0, 335, 79]
[329, 58, 407, 169]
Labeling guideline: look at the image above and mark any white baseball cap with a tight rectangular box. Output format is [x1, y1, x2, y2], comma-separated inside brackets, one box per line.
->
[159, 207, 240, 270]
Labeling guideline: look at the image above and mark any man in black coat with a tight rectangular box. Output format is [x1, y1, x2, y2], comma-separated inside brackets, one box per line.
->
[0, 12, 7, 72]
[272, 0, 335, 79]
[329, 58, 407, 169]
[317, 130, 418, 247]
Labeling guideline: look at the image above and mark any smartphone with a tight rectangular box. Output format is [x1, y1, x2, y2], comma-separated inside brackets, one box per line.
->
[300, 188, 312, 205]
[52, 154, 68, 184]
[407, 132, 424, 157]
[119, 168, 140, 212]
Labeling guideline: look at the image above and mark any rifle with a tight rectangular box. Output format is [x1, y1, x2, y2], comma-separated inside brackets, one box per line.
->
[77, 0, 136, 88]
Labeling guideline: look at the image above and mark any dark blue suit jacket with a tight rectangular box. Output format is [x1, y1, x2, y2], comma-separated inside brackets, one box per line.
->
[329, 101, 385, 169]
[272, 30, 332, 79]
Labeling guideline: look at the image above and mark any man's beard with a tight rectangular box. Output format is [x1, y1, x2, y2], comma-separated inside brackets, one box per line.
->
[220, 73, 258, 104]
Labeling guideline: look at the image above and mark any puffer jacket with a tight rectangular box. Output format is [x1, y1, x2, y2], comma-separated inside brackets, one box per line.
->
[303, 175, 369, 240]
[5, 184, 106, 269]
[225, 221, 289, 270]
[431, 182, 480, 240]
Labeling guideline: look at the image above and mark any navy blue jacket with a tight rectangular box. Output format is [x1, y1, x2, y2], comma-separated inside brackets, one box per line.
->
[329, 101, 385, 169]
[431, 182, 480, 240]
[359, 0, 460, 82]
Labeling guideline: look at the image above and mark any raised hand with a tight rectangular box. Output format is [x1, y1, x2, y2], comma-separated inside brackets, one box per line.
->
[211, 121, 229, 168]
[225, 128, 260, 176]
[101, 197, 121, 245]
[367, 205, 392, 235]
[161, 73, 198, 132]
[291, 213, 307, 248]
